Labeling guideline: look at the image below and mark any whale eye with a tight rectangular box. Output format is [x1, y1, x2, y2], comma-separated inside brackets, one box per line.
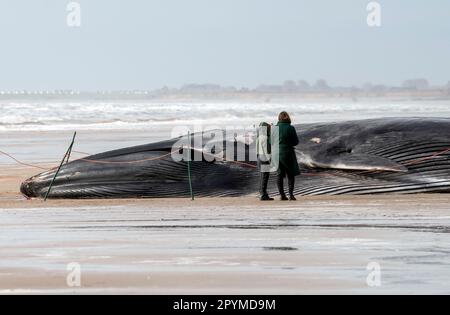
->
[330, 146, 352, 154]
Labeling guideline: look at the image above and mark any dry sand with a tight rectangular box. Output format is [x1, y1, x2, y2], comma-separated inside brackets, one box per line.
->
[1, 165, 450, 294]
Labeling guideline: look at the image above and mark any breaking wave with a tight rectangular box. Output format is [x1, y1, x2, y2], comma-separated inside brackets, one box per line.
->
[1, 99, 450, 131]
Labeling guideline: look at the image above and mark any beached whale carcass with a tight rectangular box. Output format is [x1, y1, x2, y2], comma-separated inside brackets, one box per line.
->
[21, 118, 450, 198]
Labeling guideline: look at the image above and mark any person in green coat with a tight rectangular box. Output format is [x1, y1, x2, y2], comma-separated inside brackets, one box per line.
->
[276, 111, 300, 200]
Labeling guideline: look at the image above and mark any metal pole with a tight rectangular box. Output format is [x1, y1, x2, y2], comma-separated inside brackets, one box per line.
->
[187, 131, 194, 201]
[65, 133, 76, 164]
[44, 132, 77, 201]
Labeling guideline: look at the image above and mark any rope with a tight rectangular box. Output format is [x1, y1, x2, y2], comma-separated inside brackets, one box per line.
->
[0, 150, 51, 171]
[72, 150, 93, 156]
[1, 146, 449, 173]
[79, 151, 175, 165]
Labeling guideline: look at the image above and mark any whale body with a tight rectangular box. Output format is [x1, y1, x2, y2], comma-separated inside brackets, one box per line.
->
[21, 118, 450, 198]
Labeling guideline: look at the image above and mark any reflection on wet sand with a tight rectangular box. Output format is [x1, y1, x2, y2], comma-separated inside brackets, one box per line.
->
[1, 182, 449, 294]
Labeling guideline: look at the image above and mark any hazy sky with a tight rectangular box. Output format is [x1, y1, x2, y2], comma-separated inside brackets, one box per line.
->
[0, 0, 449, 90]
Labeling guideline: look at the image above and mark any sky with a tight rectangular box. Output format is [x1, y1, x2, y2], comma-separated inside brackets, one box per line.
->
[0, 0, 449, 90]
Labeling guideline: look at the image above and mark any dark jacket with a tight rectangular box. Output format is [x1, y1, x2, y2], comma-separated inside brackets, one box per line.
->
[277, 121, 300, 176]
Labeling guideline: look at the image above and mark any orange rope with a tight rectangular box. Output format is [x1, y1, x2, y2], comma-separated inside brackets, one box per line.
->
[0, 147, 257, 169]
[0, 150, 51, 170]
[78, 151, 176, 165]
[1, 146, 449, 172]
[78, 148, 258, 168]
[72, 150, 91, 156]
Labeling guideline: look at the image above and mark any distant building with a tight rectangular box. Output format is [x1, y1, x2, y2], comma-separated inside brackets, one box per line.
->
[313, 79, 330, 91]
[255, 85, 283, 93]
[282, 80, 297, 92]
[402, 79, 430, 90]
[297, 80, 310, 91]
[181, 84, 223, 93]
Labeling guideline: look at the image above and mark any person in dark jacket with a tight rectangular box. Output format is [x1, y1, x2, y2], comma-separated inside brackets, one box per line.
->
[276, 111, 300, 200]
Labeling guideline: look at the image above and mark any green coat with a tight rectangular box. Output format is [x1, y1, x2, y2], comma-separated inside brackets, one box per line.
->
[276, 121, 300, 176]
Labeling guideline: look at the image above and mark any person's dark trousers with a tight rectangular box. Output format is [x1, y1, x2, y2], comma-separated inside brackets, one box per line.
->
[288, 174, 295, 198]
[258, 159, 271, 199]
[277, 174, 295, 196]
[260, 171, 270, 197]
[277, 163, 296, 199]
[277, 175, 286, 198]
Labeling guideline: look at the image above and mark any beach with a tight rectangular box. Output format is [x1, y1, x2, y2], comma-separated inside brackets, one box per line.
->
[1, 163, 450, 294]
[2, 0, 450, 296]
[1, 100, 450, 294]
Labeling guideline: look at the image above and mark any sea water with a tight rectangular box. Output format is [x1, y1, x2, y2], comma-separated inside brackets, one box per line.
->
[1, 98, 450, 164]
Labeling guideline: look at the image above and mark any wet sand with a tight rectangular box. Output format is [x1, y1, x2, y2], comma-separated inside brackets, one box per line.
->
[0, 165, 450, 294]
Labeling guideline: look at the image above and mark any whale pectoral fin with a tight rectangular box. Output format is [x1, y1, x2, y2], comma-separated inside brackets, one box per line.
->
[323, 154, 408, 172]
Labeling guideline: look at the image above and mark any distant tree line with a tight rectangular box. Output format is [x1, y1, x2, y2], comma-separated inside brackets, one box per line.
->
[1, 78, 449, 99]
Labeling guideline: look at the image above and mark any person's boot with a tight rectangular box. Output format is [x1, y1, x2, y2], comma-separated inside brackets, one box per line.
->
[277, 176, 288, 201]
[260, 173, 273, 201]
[260, 195, 274, 201]
[289, 177, 297, 201]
